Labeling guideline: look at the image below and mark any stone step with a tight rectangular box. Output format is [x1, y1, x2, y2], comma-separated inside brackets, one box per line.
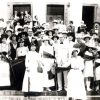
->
[0, 90, 67, 96]
[0, 90, 99, 97]
[0, 90, 23, 96]
[0, 96, 99, 100]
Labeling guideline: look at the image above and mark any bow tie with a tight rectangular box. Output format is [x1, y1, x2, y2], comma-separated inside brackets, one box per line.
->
[60, 42, 63, 44]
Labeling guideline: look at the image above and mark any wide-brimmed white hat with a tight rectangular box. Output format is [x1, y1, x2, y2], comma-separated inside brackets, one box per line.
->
[62, 31, 68, 34]
[58, 34, 63, 38]
[43, 36, 49, 41]
[28, 28, 33, 32]
[71, 48, 80, 54]
[23, 24, 29, 28]
[88, 44, 97, 50]
[53, 20, 58, 23]
[83, 34, 91, 40]
[6, 28, 13, 33]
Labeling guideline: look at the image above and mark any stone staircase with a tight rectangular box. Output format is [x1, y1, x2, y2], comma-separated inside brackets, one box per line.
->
[0, 96, 99, 100]
[0, 90, 99, 100]
[0, 90, 23, 96]
[0, 90, 67, 96]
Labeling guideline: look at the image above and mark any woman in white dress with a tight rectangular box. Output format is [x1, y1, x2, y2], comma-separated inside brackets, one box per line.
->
[22, 43, 43, 92]
[0, 35, 10, 87]
[0, 55, 10, 87]
[39, 36, 55, 91]
[83, 46, 95, 92]
[67, 48, 86, 100]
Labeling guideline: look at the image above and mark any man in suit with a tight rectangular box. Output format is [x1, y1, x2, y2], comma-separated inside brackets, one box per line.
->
[55, 34, 70, 91]
[66, 21, 75, 33]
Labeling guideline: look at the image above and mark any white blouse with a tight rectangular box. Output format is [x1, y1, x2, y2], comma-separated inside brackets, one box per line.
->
[16, 46, 29, 57]
[25, 51, 41, 69]
[71, 56, 84, 70]
[0, 43, 9, 53]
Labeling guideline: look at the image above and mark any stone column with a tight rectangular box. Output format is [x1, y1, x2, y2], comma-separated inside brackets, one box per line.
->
[64, 3, 70, 26]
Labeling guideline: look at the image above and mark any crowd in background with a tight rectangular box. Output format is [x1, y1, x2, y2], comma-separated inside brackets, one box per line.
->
[0, 10, 100, 99]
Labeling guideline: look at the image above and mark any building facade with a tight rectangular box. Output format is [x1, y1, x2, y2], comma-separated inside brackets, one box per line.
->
[0, 0, 100, 29]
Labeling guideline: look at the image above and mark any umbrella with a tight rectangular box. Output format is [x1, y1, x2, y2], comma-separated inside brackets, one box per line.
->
[43, 51, 55, 59]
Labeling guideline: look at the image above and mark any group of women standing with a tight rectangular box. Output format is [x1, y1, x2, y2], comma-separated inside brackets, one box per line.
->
[0, 30, 88, 100]
[0, 20, 98, 100]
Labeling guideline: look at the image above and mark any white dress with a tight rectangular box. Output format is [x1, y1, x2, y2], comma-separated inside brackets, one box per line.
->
[0, 60, 10, 86]
[84, 51, 94, 77]
[22, 51, 43, 92]
[39, 44, 54, 87]
[67, 56, 86, 99]
[95, 59, 100, 81]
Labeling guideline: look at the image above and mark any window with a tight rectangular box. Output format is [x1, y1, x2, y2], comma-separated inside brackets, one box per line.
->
[47, 4, 64, 22]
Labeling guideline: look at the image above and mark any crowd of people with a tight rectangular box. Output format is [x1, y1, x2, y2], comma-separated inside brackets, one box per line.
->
[0, 10, 100, 100]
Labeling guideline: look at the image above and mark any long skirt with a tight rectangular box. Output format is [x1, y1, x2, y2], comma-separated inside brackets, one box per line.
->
[84, 60, 94, 77]
[22, 71, 43, 92]
[95, 66, 100, 81]
[42, 58, 54, 87]
[11, 57, 25, 90]
[0, 60, 10, 86]
[67, 69, 86, 99]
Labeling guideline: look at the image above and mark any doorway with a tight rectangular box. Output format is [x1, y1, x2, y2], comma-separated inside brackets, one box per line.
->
[82, 6, 94, 31]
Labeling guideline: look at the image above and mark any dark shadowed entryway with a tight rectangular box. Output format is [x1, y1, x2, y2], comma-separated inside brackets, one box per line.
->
[82, 6, 94, 31]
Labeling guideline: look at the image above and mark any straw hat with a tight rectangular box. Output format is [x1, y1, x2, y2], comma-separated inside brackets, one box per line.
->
[71, 48, 80, 54]
[6, 28, 13, 33]
[52, 35, 59, 40]
[53, 20, 58, 23]
[83, 34, 91, 40]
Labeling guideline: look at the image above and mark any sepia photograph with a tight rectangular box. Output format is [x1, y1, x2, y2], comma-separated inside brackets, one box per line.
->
[0, 0, 100, 100]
